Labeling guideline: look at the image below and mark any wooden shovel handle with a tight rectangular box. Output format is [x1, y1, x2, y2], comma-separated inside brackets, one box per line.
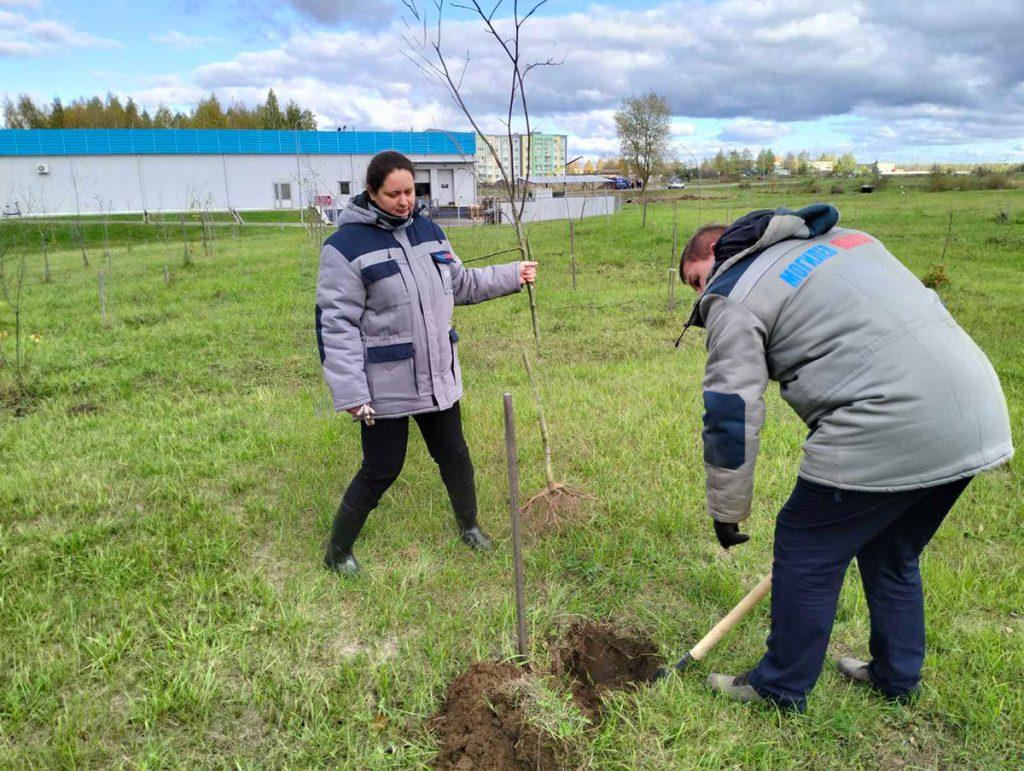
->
[689, 574, 772, 661]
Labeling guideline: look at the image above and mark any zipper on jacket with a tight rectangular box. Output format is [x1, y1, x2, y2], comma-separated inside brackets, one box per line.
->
[431, 258, 447, 289]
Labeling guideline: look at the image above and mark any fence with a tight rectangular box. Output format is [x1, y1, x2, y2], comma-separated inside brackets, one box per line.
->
[497, 195, 618, 224]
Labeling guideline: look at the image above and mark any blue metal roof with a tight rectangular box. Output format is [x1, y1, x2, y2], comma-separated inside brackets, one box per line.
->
[0, 129, 476, 157]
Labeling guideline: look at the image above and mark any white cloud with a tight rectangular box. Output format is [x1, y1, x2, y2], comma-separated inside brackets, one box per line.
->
[0, 9, 120, 57]
[718, 119, 791, 143]
[151, 31, 224, 50]
[283, 0, 393, 25]
[104, 0, 1022, 159]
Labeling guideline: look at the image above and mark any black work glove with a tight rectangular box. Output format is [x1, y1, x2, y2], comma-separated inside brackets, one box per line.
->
[714, 520, 750, 549]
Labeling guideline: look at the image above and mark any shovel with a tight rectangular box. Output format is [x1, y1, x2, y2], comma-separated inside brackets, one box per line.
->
[656, 573, 772, 679]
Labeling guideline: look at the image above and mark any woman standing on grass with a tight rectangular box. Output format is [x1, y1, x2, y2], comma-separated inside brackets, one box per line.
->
[316, 150, 538, 575]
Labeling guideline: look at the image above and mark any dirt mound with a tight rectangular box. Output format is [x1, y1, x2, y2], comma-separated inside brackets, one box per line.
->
[431, 662, 558, 770]
[521, 483, 594, 534]
[431, 623, 664, 767]
[555, 620, 664, 719]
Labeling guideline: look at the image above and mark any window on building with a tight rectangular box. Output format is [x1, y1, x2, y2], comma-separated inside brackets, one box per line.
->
[274, 182, 292, 201]
[338, 181, 351, 195]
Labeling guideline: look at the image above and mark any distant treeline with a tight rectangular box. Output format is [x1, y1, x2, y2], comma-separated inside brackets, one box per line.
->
[1, 89, 317, 131]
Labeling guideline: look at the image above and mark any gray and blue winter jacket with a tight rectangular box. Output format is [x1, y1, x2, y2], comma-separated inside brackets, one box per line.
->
[316, 193, 521, 418]
[689, 204, 1013, 523]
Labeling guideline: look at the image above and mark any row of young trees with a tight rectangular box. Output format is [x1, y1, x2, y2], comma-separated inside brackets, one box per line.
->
[1, 90, 317, 131]
[597, 147, 863, 180]
[702, 149, 859, 177]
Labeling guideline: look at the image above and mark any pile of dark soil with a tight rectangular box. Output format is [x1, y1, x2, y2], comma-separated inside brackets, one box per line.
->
[430, 662, 557, 770]
[431, 621, 664, 769]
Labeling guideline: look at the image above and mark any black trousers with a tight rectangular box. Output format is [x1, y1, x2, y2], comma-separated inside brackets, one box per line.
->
[328, 403, 477, 554]
[748, 476, 971, 710]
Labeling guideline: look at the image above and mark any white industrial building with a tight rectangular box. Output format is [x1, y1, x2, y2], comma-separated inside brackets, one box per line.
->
[0, 129, 477, 217]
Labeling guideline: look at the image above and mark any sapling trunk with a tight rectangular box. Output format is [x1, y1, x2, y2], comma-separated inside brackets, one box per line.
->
[98, 271, 107, 325]
[521, 349, 555, 489]
[74, 224, 89, 268]
[569, 219, 577, 290]
[940, 211, 953, 262]
[671, 200, 678, 267]
[180, 216, 193, 267]
[41, 232, 51, 283]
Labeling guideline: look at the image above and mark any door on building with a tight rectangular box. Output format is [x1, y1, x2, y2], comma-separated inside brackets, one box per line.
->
[414, 169, 431, 205]
[273, 181, 293, 209]
[437, 169, 455, 205]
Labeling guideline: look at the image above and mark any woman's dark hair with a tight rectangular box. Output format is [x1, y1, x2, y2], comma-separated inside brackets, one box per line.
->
[366, 151, 416, 192]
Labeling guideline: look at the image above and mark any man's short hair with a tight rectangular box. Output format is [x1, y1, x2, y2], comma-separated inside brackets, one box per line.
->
[679, 223, 727, 282]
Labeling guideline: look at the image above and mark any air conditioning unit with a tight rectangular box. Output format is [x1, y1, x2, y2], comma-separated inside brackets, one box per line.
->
[35, 163, 50, 175]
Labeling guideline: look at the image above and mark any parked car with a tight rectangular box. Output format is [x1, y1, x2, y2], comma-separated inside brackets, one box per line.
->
[667, 180, 687, 189]
[605, 175, 632, 190]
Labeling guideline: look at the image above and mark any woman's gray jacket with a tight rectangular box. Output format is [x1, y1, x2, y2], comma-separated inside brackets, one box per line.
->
[316, 196, 521, 418]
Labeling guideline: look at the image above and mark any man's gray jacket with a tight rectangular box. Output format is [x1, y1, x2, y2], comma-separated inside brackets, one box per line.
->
[689, 204, 1013, 523]
[316, 194, 521, 418]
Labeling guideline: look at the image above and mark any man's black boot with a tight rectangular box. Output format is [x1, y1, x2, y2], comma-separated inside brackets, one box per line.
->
[323, 502, 369, 575]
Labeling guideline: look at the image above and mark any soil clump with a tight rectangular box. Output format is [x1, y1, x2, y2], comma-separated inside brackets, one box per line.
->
[431, 662, 557, 770]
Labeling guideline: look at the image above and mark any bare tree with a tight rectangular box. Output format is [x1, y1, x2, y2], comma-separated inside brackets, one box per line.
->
[0, 230, 28, 392]
[614, 93, 672, 227]
[68, 160, 90, 267]
[401, 0, 560, 346]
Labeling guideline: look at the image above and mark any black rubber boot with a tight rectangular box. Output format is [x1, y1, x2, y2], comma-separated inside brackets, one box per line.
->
[459, 525, 492, 551]
[323, 549, 361, 575]
[443, 466, 491, 551]
[323, 503, 369, 575]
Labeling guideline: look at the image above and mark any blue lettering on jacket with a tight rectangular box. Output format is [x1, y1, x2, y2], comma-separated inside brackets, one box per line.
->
[779, 244, 839, 287]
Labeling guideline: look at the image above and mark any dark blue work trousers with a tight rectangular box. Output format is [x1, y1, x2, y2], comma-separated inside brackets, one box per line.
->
[747, 476, 971, 710]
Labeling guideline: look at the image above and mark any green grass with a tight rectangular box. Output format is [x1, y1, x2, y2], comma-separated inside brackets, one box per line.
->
[0, 212, 318, 253]
[1, 187, 1022, 768]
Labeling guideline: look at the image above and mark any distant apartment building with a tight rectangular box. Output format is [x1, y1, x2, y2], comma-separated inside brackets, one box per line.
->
[475, 132, 567, 183]
[808, 160, 835, 173]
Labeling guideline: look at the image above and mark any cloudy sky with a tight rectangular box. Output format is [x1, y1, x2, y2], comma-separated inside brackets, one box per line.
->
[2, 0, 1023, 163]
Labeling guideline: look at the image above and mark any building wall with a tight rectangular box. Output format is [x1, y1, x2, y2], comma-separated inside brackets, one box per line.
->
[475, 133, 568, 183]
[0, 152, 476, 215]
[498, 195, 617, 223]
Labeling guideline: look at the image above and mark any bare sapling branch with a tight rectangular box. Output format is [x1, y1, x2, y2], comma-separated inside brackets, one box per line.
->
[402, 0, 558, 347]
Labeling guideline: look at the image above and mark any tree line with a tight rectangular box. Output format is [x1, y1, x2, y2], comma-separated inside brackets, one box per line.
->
[1, 90, 317, 131]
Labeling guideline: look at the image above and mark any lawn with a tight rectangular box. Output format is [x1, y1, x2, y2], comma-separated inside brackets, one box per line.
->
[1, 186, 1021, 768]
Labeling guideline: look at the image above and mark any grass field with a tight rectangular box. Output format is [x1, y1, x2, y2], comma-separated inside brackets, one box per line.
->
[1, 186, 1021, 768]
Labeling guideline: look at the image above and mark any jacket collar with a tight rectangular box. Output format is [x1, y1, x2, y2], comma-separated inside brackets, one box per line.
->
[336, 190, 424, 231]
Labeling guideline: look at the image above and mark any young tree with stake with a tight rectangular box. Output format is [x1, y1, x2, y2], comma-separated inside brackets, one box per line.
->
[401, 0, 560, 346]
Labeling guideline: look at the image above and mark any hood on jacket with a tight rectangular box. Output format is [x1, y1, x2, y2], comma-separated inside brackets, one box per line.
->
[676, 203, 839, 342]
[712, 203, 839, 272]
[335, 190, 424, 230]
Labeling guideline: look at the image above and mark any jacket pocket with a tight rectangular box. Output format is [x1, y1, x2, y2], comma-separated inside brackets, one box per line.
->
[364, 335, 417, 402]
[362, 259, 410, 310]
[431, 251, 454, 295]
